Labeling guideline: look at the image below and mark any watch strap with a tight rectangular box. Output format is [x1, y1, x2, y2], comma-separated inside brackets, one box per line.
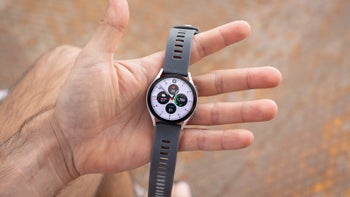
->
[148, 122, 181, 197]
[163, 26, 199, 76]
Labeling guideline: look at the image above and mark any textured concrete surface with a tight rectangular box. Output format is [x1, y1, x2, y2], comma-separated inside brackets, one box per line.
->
[1, 0, 349, 196]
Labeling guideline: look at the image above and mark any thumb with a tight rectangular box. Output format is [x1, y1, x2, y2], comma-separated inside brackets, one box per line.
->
[84, 0, 129, 54]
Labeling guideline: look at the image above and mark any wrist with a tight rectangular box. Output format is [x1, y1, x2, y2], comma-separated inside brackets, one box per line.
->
[0, 108, 79, 196]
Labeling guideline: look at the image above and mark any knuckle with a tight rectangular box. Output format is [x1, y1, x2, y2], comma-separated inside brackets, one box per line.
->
[210, 103, 220, 124]
[214, 70, 224, 93]
[193, 37, 207, 59]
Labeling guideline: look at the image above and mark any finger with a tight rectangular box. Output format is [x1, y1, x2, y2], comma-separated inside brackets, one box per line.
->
[191, 20, 251, 63]
[194, 66, 282, 96]
[189, 99, 278, 125]
[84, 0, 129, 54]
[172, 182, 192, 197]
[179, 128, 254, 151]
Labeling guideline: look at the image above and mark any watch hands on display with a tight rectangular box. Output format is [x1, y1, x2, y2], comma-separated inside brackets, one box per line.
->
[160, 84, 171, 96]
[157, 83, 187, 108]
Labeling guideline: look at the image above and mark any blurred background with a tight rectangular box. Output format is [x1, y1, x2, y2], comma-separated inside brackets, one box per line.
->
[0, 0, 349, 196]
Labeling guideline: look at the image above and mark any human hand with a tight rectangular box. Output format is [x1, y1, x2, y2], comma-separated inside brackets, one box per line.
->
[51, 0, 281, 177]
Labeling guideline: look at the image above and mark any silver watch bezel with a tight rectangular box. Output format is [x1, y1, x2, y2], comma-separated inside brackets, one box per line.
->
[146, 69, 197, 129]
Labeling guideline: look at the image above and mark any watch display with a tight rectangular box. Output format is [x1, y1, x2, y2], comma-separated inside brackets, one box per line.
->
[147, 75, 197, 123]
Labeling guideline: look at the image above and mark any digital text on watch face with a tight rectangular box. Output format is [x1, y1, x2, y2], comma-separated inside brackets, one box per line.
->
[148, 76, 197, 122]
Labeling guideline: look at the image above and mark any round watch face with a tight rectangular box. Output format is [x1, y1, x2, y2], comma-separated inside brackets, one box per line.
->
[147, 75, 197, 123]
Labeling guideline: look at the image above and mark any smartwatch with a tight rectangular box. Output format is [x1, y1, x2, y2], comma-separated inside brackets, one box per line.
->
[146, 25, 199, 197]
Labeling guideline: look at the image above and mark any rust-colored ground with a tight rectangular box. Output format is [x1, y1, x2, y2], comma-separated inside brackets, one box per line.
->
[1, 0, 349, 196]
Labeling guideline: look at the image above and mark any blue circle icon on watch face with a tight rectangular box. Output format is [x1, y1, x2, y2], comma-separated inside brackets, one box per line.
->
[165, 103, 176, 114]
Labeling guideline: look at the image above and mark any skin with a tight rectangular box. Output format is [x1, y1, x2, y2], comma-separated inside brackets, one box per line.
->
[0, 0, 281, 196]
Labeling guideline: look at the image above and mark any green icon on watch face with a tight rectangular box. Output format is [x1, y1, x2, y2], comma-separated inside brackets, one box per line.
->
[174, 94, 188, 107]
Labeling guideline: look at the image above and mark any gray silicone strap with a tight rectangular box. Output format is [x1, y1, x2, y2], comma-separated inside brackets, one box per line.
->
[163, 26, 199, 76]
[148, 122, 181, 197]
[148, 26, 199, 197]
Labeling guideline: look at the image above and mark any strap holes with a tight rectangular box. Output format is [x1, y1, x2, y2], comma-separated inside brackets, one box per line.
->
[175, 44, 183, 47]
[162, 139, 171, 143]
[156, 186, 165, 191]
[160, 151, 169, 155]
[174, 50, 183, 53]
[177, 35, 185, 38]
[156, 179, 166, 186]
[176, 39, 184, 42]
[158, 166, 167, 171]
[173, 55, 182, 59]
[157, 178, 166, 183]
[161, 145, 170, 149]
[160, 157, 169, 162]
[159, 163, 168, 168]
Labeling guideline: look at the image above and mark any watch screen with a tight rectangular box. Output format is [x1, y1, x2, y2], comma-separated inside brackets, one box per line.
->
[147, 75, 197, 122]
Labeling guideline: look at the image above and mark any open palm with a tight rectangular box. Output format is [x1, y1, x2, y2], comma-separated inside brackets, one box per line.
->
[51, 0, 281, 176]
